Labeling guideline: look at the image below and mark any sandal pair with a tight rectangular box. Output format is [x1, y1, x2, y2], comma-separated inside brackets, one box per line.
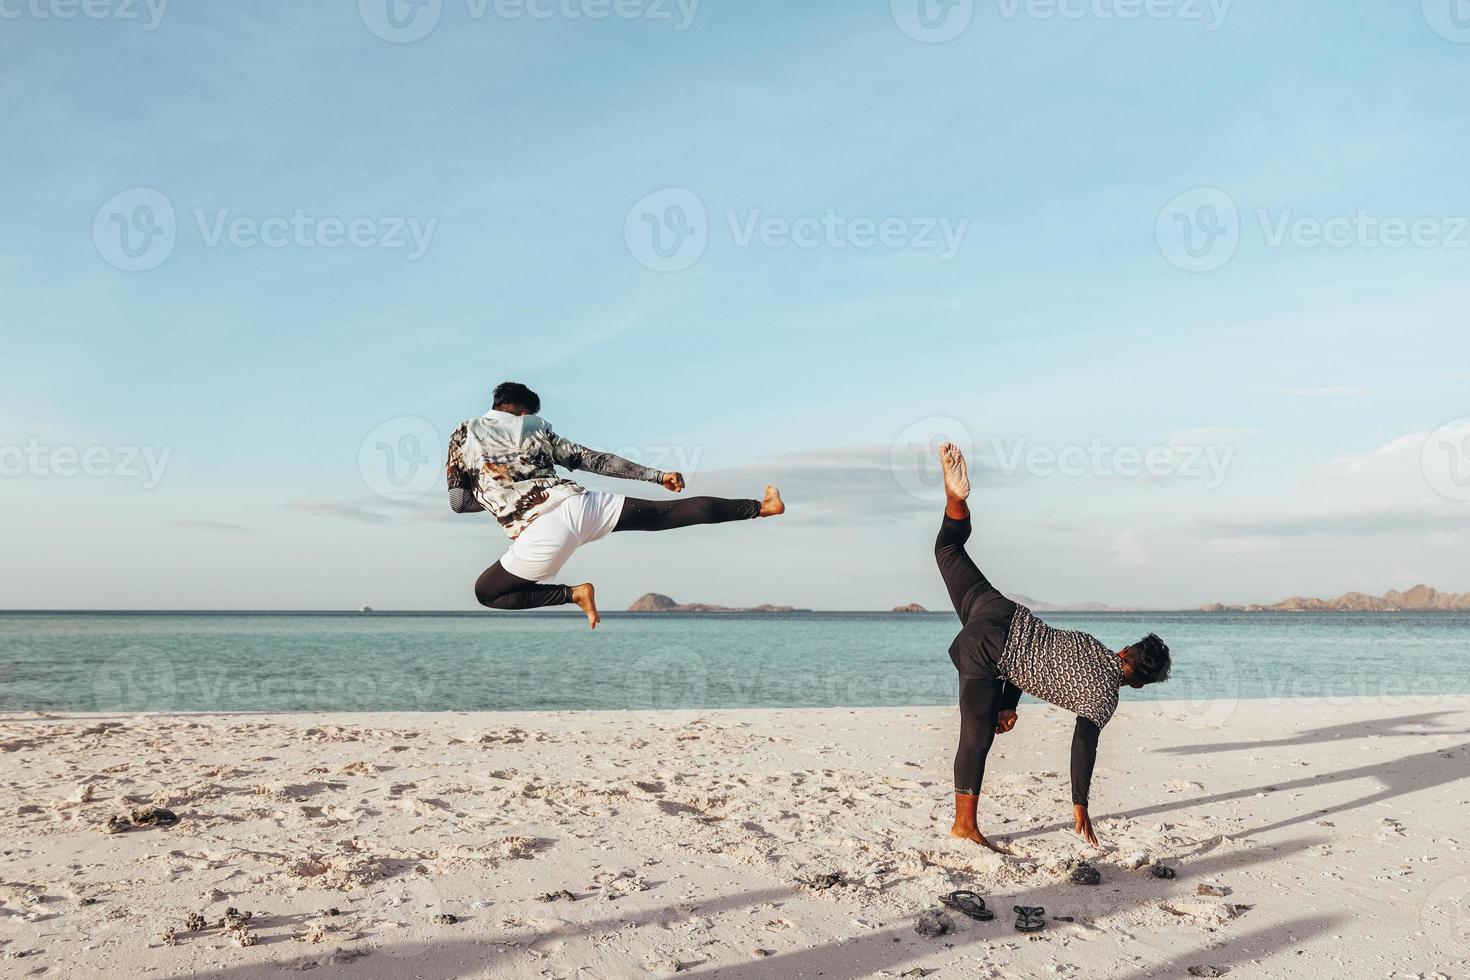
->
[1014, 905, 1045, 931]
[938, 890, 994, 921]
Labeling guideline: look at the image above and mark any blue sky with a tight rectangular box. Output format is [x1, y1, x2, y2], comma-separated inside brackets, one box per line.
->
[2, 0, 1468, 610]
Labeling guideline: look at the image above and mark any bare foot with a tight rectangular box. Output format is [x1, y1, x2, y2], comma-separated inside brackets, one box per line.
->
[950, 825, 1006, 853]
[939, 442, 970, 502]
[759, 485, 785, 518]
[570, 583, 600, 630]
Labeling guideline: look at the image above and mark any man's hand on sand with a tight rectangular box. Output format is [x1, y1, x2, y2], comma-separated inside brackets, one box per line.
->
[1073, 804, 1099, 847]
[995, 709, 1018, 735]
[660, 472, 686, 493]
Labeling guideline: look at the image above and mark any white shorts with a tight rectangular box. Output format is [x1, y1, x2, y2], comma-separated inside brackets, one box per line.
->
[498, 491, 626, 582]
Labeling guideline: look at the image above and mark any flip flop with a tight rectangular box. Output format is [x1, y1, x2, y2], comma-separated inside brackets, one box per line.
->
[1013, 905, 1045, 932]
[938, 890, 994, 921]
[1070, 862, 1102, 886]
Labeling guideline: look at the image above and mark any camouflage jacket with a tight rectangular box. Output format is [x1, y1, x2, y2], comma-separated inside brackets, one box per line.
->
[446, 409, 662, 539]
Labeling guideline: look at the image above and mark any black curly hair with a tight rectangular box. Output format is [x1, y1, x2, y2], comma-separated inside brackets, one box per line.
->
[1126, 633, 1172, 685]
[492, 381, 540, 415]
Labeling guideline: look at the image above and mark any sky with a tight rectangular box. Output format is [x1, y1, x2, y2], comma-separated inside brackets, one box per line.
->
[1, 0, 1468, 611]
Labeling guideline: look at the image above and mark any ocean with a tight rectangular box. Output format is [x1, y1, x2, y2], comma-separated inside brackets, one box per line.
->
[0, 610, 1465, 714]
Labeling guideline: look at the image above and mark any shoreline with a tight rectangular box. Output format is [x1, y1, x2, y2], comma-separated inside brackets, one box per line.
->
[2, 697, 1467, 978]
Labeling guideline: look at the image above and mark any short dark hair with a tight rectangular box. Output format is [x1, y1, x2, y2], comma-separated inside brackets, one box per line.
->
[1128, 633, 1171, 685]
[492, 381, 540, 415]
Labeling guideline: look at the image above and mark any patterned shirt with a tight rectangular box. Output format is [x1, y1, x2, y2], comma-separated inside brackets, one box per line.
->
[999, 605, 1121, 728]
[445, 410, 662, 539]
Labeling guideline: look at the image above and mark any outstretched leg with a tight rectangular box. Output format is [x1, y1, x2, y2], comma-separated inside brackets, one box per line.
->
[613, 486, 783, 532]
[474, 562, 601, 629]
[934, 444, 997, 621]
[952, 675, 1006, 852]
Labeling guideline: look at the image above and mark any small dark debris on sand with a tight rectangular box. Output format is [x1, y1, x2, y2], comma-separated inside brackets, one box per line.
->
[221, 907, 253, 929]
[432, 913, 458, 925]
[536, 889, 577, 903]
[1195, 883, 1229, 897]
[1069, 862, 1102, 886]
[103, 815, 130, 835]
[804, 872, 846, 891]
[1151, 864, 1177, 879]
[184, 912, 207, 932]
[914, 909, 954, 938]
[130, 806, 180, 828]
[751, 948, 774, 958]
[1187, 967, 1228, 978]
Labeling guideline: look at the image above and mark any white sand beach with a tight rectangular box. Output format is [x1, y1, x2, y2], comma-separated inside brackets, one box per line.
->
[1, 697, 1467, 979]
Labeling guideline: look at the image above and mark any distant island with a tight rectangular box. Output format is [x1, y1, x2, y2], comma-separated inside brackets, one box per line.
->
[1202, 584, 1470, 612]
[891, 603, 928, 613]
[628, 593, 807, 613]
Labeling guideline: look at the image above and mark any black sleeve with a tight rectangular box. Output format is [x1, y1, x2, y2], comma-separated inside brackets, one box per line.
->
[448, 486, 484, 514]
[1070, 717, 1101, 807]
[445, 424, 485, 513]
[999, 682, 1023, 713]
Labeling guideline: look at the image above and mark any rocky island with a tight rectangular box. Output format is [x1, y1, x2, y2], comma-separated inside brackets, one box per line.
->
[628, 592, 806, 613]
[1202, 584, 1470, 612]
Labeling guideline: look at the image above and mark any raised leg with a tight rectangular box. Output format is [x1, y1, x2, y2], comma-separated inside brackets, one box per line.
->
[612, 487, 782, 532]
[935, 443, 998, 621]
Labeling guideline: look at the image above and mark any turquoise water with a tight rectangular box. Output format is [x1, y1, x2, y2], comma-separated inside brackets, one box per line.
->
[0, 611, 1465, 713]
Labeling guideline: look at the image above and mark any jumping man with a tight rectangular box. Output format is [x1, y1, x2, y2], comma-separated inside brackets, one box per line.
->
[447, 382, 784, 628]
[933, 442, 1171, 850]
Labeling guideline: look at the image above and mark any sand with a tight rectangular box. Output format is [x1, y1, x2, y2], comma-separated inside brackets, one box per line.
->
[0, 697, 1467, 979]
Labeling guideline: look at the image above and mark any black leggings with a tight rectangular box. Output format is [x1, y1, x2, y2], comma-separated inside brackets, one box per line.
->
[936, 514, 1020, 795]
[474, 495, 761, 610]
